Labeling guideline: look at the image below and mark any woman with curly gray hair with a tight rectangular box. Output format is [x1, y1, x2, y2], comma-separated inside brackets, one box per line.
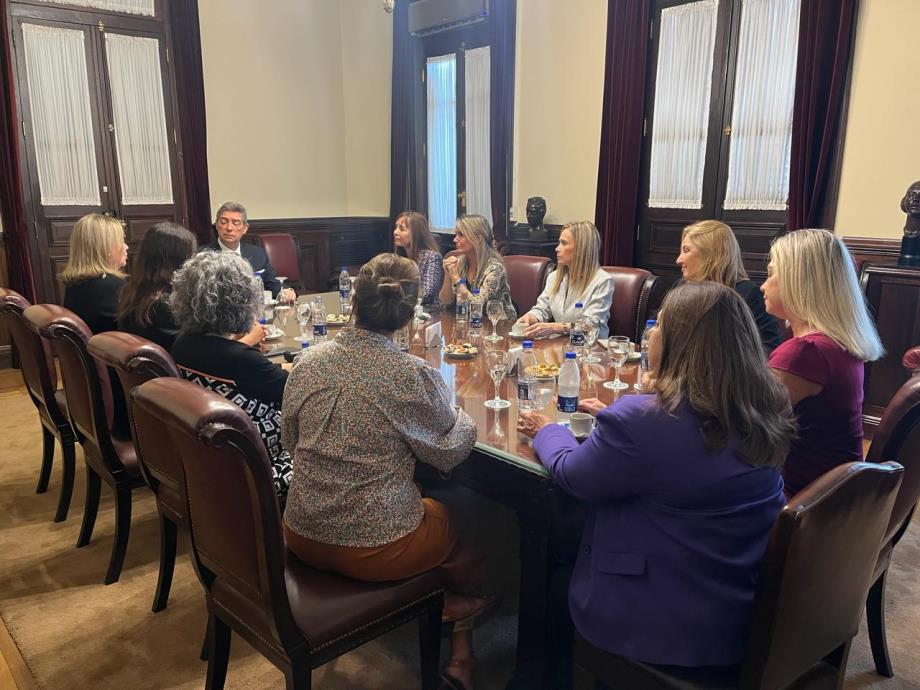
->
[170, 251, 292, 497]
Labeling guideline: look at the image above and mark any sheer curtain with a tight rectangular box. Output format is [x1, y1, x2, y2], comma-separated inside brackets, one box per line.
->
[723, 0, 801, 210]
[464, 46, 492, 226]
[648, 0, 718, 209]
[104, 33, 173, 205]
[21, 23, 100, 206]
[35, 0, 154, 17]
[427, 54, 456, 231]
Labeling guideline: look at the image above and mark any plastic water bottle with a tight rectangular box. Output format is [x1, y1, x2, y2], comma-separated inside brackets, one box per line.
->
[312, 297, 327, 342]
[517, 340, 538, 411]
[469, 288, 483, 330]
[557, 351, 580, 426]
[338, 266, 351, 310]
[569, 302, 586, 357]
[635, 319, 656, 391]
[455, 279, 469, 323]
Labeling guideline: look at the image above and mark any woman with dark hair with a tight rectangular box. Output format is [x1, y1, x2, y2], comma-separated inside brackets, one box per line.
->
[118, 222, 196, 350]
[519, 282, 795, 686]
[393, 211, 443, 307]
[282, 253, 492, 690]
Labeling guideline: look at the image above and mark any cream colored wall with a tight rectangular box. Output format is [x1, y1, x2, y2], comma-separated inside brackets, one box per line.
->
[511, 0, 608, 226]
[835, 0, 920, 239]
[198, 0, 391, 220]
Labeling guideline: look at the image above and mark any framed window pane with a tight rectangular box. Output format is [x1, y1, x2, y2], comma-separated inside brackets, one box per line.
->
[464, 46, 491, 225]
[427, 54, 457, 231]
[34, 0, 155, 17]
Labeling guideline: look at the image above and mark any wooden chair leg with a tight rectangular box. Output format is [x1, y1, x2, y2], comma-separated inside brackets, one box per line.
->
[418, 594, 443, 690]
[200, 616, 210, 661]
[36, 427, 54, 494]
[152, 513, 178, 612]
[104, 487, 133, 585]
[867, 569, 894, 677]
[76, 465, 101, 547]
[825, 640, 852, 690]
[205, 614, 231, 690]
[54, 436, 76, 523]
[285, 664, 311, 690]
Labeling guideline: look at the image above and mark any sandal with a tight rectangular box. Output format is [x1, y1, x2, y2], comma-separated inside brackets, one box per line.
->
[441, 595, 500, 628]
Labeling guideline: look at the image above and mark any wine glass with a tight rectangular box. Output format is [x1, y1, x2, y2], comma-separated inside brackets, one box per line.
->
[295, 300, 312, 343]
[603, 336, 631, 391]
[276, 276, 289, 303]
[485, 300, 505, 342]
[484, 349, 511, 409]
[274, 302, 291, 331]
[581, 321, 601, 363]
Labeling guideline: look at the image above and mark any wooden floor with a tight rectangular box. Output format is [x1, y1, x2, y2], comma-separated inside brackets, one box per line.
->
[0, 372, 24, 689]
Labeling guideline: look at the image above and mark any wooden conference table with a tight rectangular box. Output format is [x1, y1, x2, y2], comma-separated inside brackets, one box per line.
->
[272, 293, 640, 689]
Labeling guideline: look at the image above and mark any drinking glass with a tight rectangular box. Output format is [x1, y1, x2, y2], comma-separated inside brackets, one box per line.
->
[531, 377, 555, 412]
[274, 303, 291, 331]
[581, 322, 601, 363]
[603, 336, 631, 390]
[276, 276, 289, 303]
[295, 300, 312, 343]
[486, 300, 505, 342]
[484, 350, 511, 409]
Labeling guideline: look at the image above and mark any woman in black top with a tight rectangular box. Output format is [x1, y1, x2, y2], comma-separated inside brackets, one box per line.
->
[60, 213, 128, 334]
[118, 222, 196, 351]
[676, 220, 782, 353]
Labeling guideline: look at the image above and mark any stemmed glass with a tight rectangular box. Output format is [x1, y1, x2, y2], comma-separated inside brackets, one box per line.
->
[484, 349, 511, 409]
[485, 300, 505, 342]
[603, 336, 631, 391]
[295, 300, 312, 343]
[276, 276, 288, 301]
[581, 322, 601, 363]
[274, 301, 291, 331]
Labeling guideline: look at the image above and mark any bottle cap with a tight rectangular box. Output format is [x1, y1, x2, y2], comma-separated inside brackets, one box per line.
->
[565, 351, 577, 359]
[258, 318, 267, 325]
[341, 266, 347, 271]
[575, 302, 584, 308]
[472, 288, 480, 294]
[301, 341, 310, 349]
[647, 319, 656, 326]
[523, 340, 533, 348]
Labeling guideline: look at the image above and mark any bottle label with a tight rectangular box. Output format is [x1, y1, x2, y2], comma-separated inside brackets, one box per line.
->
[313, 323, 327, 337]
[557, 395, 578, 413]
[339, 289, 349, 299]
[570, 331, 585, 347]
[470, 315, 482, 328]
[517, 382, 532, 400]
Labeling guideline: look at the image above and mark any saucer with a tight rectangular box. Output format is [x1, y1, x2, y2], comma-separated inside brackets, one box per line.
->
[264, 328, 285, 341]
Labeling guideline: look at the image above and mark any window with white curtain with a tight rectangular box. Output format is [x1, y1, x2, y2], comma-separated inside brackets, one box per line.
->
[723, 0, 801, 210]
[35, 0, 155, 17]
[21, 23, 101, 206]
[104, 33, 173, 205]
[426, 55, 457, 231]
[648, 0, 719, 209]
[464, 46, 492, 225]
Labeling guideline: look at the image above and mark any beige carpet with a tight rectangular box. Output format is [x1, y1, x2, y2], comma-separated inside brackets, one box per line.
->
[0, 378, 918, 689]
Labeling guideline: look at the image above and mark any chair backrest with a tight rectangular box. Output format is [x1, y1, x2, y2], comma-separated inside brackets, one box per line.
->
[24, 305, 115, 462]
[257, 233, 302, 284]
[601, 266, 662, 343]
[740, 461, 903, 689]
[131, 377, 301, 648]
[866, 373, 920, 545]
[0, 289, 68, 427]
[504, 255, 552, 315]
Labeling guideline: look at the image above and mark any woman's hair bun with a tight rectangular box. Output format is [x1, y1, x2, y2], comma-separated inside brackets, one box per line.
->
[377, 280, 403, 299]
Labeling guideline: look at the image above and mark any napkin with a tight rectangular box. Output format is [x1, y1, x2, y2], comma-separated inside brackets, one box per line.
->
[424, 321, 442, 348]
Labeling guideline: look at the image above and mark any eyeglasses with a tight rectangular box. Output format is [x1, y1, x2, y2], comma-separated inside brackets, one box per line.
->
[217, 217, 245, 229]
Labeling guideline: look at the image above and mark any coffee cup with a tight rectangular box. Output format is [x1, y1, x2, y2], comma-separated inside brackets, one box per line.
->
[511, 322, 525, 336]
[570, 412, 594, 437]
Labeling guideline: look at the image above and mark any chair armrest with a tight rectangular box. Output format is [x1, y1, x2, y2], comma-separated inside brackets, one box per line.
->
[902, 347, 920, 374]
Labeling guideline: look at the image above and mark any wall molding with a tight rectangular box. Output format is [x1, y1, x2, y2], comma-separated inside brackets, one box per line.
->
[843, 236, 901, 267]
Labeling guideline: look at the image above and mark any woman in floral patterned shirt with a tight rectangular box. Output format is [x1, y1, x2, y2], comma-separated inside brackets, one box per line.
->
[393, 211, 444, 307]
[282, 252, 493, 689]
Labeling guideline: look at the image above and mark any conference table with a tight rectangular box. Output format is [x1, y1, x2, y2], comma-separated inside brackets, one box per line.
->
[272, 292, 640, 689]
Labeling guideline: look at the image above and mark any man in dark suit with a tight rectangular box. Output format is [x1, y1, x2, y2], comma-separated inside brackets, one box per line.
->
[199, 201, 295, 301]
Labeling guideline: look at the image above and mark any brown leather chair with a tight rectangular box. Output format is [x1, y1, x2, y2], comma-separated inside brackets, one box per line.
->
[0, 289, 77, 522]
[131, 377, 445, 689]
[903, 345, 920, 375]
[573, 461, 904, 690]
[504, 255, 553, 315]
[24, 305, 145, 585]
[863, 363, 920, 677]
[87, 331, 182, 611]
[601, 266, 662, 343]
[256, 233, 302, 290]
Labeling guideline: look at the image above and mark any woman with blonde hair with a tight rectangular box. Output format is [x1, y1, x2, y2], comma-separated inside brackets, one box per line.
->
[762, 228, 884, 495]
[439, 214, 516, 318]
[516, 220, 614, 339]
[393, 211, 443, 306]
[676, 219, 781, 352]
[60, 213, 129, 335]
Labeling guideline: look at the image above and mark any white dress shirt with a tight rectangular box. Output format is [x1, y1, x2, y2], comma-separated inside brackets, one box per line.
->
[525, 267, 615, 339]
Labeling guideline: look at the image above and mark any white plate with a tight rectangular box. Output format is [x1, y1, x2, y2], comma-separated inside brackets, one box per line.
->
[264, 328, 285, 341]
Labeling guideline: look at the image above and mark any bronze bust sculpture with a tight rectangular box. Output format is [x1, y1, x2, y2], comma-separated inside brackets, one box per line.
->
[899, 180, 920, 266]
[526, 196, 547, 235]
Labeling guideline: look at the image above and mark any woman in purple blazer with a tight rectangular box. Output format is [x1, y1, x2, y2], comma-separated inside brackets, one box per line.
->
[519, 282, 795, 681]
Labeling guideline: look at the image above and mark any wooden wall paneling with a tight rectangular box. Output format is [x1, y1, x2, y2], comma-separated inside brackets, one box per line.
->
[0, 231, 11, 368]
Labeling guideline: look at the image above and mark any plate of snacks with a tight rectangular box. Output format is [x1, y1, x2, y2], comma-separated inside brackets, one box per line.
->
[526, 362, 561, 378]
[444, 342, 479, 359]
[326, 313, 350, 327]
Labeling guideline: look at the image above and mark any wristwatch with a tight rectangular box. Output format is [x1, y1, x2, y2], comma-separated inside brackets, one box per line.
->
[562, 323, 571, 336]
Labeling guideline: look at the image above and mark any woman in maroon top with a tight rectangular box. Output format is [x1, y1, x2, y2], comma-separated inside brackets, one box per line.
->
[762, 228, 885, 495]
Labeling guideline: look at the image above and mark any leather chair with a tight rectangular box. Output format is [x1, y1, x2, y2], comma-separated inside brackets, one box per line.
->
[504, 255, 553, 315]
[0, 289, 76, 522]
[87, 332, 182, 611]
[24, 305, 145, 585]
[601, 266, 662, 344]
[256, 233, 303, 290]
[903, 345, 920, 375]
[131, 377, 446, 689]
[863, 358, 920, 677]
[573, 461, 904, 690]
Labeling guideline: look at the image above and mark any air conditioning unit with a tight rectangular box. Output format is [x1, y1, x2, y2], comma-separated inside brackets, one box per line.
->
[409, 0, 489, 37]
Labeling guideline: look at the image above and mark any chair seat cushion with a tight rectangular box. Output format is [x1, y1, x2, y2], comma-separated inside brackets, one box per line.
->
[284, 554, 443, 650]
